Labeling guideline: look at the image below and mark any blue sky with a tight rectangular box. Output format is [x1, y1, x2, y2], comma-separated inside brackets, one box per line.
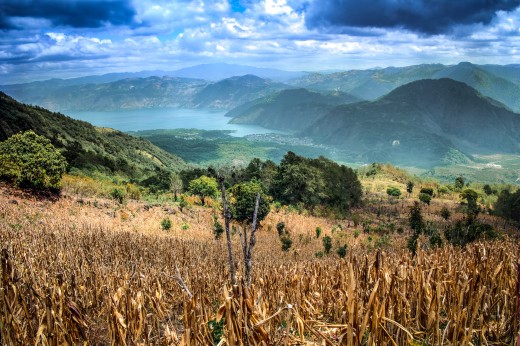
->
[1, 0, 519, 83]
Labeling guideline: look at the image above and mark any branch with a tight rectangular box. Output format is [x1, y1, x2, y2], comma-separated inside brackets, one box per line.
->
[174, 261, 193, 299]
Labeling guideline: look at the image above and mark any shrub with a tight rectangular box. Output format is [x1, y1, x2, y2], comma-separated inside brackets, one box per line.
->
[418, 193, 431, 205]
[213, 215, 224, 239]
[110, 188, 125, 204]
[440, 206, 451, 221]
[337, 244, 347, 258]
[386, 186, 401, 197]
[322, 236, 332, 254]
[0, 130, 67, 190]
[420, 187, 434, 196]
[354, 229, 360, 238]
[280, 235, 293, 251]
[181, 222, 190, 230]
[315, 227, 322, 238]
[161, 218, 172, 231]
[314, 251, 324, 258]
[276, 222, 286, 236]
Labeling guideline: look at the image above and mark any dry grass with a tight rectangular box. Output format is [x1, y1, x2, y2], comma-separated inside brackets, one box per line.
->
[0, 186, 518, 345]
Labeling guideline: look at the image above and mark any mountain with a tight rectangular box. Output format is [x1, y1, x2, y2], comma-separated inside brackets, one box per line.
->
[171, 63, 306, 82]
[191, 75, 288, 109]
[226, 88, 361, 132]
[290, 63, 520, 113]
[302, 79, 520, 168]
[1, 76, 208, 112]
[0, 92, 186, 178]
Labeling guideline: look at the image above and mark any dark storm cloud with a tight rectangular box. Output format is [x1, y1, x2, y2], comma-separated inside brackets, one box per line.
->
[0, 0, 136, 30]
[305, 0, 520, 35]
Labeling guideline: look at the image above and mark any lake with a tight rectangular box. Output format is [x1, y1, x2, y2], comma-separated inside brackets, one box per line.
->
[67, 108, 281, 137]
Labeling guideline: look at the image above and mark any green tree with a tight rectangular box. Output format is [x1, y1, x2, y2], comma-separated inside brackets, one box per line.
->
[483, 184, 493, 196]
[409, 201, 424, 234]
[0, 130, 67, 190]
[460, 188, 479, 215]
[406, 181, 414, 196]
[322, 235, 332, 254]
[494, 189, 520, 223]
[418, 193, 431, 205]
[229, 180, 271, 224]
[454, 176, 465, 192]
[440, 206, 451, 221]
[188, 175, 218, 206]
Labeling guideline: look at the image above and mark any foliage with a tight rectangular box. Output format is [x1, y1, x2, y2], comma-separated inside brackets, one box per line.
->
[483, 184, 493, 196]
[315, 227, 322, 239]
[460, 189, 479, 215]
[493, 189, 520, 223]
[0, 130, 67, 190]
[322, 236, 332, 254]
[419, 187, 434, 196]
[406, 181, 414, 195]
[161, 218, 172, 231]
[179, 195, 188, 211]
[440, 206, 451, 221]
[280, 235, 293, 252]
[429, 231, 443, 248]
[418, 193, 431, 205]
[188, 175, 218, 206]
[276, 222, 286, 236]
[444, 216, 498, 246]
[386, 186, 401, 197]
[110, 188, 125, 204]
[337, 244, 347, 258]
[212, 215, 224, 239]
[454, 176, 465, 191]
[229, 180, 271, 224]
[208, 318, 225, 345]
[409, 202, 424, 234]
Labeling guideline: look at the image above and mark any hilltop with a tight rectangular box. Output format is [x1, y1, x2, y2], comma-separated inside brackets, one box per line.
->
[302, 79, 520, 168]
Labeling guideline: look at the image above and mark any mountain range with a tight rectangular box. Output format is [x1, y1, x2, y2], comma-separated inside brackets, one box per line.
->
[2, 62, 519, 113]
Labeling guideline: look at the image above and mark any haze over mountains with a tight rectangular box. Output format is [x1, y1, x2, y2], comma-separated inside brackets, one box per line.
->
[1, 61, 519, 172]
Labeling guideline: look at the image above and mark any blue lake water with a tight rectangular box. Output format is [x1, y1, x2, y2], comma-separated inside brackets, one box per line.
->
[67, 108, 281, 137]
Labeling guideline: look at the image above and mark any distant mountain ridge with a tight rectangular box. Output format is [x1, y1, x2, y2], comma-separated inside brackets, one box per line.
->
[227, 88, 361, 131]
[302, 79, 520, 168]
[0, 92, 186, 178]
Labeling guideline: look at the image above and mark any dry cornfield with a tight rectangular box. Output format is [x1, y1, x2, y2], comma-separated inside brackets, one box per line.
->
[0, 187, 518, 345]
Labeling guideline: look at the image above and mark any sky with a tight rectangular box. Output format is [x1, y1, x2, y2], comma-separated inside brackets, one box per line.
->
[1, 0, 519, 84]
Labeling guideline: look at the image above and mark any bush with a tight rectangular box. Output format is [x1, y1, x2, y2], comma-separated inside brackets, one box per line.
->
[213, 215, 224, 239]
[386, 186, 401, 197]
[337, 244, 347, 258]
[110, 188, 125, 204]
[322, 236, 332, 254]
[276, 222, 286, 236]
[440, 206, 451, 221]
[181, 222, 190, 230]
[0, 130, 67, 190]
[161, 218, 172, 231]
[420, 187, 434, 196]
[315, 227, 322, 238]
[280, 235, 293, 251]
[418, 193, 431, 205]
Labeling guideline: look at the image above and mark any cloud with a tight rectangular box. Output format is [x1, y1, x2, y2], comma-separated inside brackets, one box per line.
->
[304, 0, 520, 35]
[0, 0, 136, 29]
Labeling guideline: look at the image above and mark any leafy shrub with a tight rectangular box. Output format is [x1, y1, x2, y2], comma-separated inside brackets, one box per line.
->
[315, 251, 324, 258]
[280, 235, 293, 251]
[110, 188, 125, 204]
[418, 193, 431, 205]
[0, 130, 67, 190]
[354, 229, 360, 238]
[276, 222, 286, 236]
[337, 244, 347, 258]
[386, 186, 401, 197]
[161, 218, 172, 231]
[322, 236, 332, 254]
[440, 206, 451, 221]
[420, 187, 434, 196]
[181, 222, 190, 230]
[213, 215, 224, 239]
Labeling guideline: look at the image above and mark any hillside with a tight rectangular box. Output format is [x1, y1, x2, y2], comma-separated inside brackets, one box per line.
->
[0, 92, 186, 178]
[226, 88, 360, 132]
[191, 74, 287, 109]
[302, 79, 520, 168]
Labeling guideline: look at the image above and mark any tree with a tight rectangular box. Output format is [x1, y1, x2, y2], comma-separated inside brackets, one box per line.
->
[460, 188, 479, 215]
[406, 181, 414, 196]
[483, 184, 493, 196]
[440, 206, 451, 221]
[170, 173, 183, 202]
[230, 180, 271, 224]
[0, 130, 67, 190]
[188, 175, 218, 206]
[454, 176, 465, 191]
[322, 236, 332, 254]
[409, 201, 424, 234]
[494, 189, 520, 223]
[418, 193, 431, 205]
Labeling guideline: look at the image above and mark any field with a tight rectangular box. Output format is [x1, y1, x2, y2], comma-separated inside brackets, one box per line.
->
[0, 180, 518, 345]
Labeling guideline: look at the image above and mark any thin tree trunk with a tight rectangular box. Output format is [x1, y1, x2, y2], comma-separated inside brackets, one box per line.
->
[220, 179, 236, 285]
[245, 193, 260, 287]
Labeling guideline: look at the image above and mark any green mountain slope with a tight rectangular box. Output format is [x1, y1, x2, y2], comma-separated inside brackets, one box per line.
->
[302, 79, 520, 168]
[226, 88, 360, 132]
[0, 92, 186, 178]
